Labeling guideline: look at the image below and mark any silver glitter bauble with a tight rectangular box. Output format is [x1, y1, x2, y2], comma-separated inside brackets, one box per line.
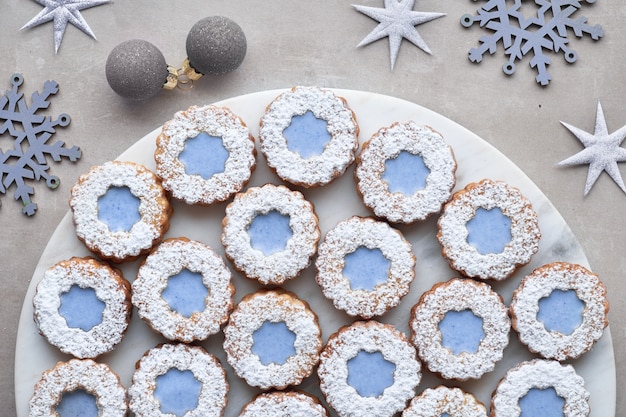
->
[186, 16, 247, 75]
[105, 39, 169, 101]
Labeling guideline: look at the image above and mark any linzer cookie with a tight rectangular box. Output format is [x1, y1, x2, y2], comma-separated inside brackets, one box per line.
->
[155, 104, 256, 205]
[318, 320, 421, 417]
[223, 290, 322, 390]
[403, 386, 487, 417]
[355, 121, 456, 223]
[437, 179, 540, 281]
[69, 160, 171, 263]
[259, 86, 359, 187]
[491, 359, 590, 417]
[128, 343, 228, 417]
[239, 391, 329, 417]
[510, 262, 608, 361]
[30, 359, 127, 417]
[409, 278, 510, 380]
[132, 237, 234, 343]
[315, 216, 415, 318]
[33, 257, 131, 359]
[221, 184, 320, 285]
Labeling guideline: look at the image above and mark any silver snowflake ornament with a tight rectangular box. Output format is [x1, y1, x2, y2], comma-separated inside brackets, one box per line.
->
[461, 0, 603, 85]
[354, 0, 446, 70]
[0, 74, 81, 216]
[559, 102, 626, 196]
[21, 0, 111, 53]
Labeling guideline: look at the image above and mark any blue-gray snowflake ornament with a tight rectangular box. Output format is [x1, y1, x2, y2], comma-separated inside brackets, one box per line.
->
[461, 0, 604, 85]
[0, 74, 81, 216]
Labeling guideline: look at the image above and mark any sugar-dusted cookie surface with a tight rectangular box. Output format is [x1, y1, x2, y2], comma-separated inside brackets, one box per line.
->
[33, 257, 131, 359]
[510, 262, 609, 361]
[155, 104, 256, 205]
[403, 386, 487, 417]
[356, 121, 456, 223]
[437, 179, 541, 281]
[259, 86, 359, 187]
[69, 160, 172, 263]
[240, 391, 329, 417]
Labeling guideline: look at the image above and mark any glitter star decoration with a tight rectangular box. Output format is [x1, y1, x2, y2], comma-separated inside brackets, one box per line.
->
[353, 0, 445, 70]
[21, 0, 111, 53]
[559, 102, 626, 196]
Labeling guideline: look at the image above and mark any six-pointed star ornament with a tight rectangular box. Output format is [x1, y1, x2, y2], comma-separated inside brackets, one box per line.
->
[21, 0, 111, 53]
[353, 0, 445, 70]
[559, 102, 626, 196]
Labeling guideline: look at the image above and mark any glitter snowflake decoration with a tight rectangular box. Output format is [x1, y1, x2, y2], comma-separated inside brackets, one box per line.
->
[461, 0, 604, 85]
[0, 73, 81, 216]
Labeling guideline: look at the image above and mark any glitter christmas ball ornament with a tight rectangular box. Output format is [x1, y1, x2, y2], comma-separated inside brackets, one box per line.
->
[105, 39, 169, 101]
[185, 16, 247, 75]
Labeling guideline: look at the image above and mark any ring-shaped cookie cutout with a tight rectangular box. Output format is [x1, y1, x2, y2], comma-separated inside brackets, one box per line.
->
[409, 278, 510, 380]
[240, 391, 329, 417]
[29, 359, 127, 417]
[70, 161, 171, 263]
[223, 290, 322, 390]
[510, 262, 609, 361]
[315, 216, 416, 318]
[403, 386, 487, 417]
[259, 86, 359, 187]
[129, 343, 229, 417]
[318, 320, 421, 417]
[437, 179, 541, 281]
[356, 122, 457, 223]
[132, 238, 234, 343]
[221, 184, 320, 285]
[33, 257, 131, 359]
[491, 359, 590, 417]
[155, 105, 256, 205]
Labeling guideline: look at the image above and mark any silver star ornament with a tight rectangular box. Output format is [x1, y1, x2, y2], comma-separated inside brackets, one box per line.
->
[559, 102, 626, 196]
[21, 0, 111, 53]
[353, 0, 445, 70]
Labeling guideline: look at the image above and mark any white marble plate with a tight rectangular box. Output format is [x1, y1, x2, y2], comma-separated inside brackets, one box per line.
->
[15, 89, 616, 416]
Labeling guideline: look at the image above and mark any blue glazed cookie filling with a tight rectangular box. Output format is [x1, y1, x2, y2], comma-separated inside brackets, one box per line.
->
[347, 350, 396, 398]
[161, 269, 208, 318]
[538, 289, 585, 335]
[56, 389, 98, 417]
[382, 151, 430, 195]
[97, 186, 141, 232]
[438, 309, 485, 355]
[466, 207, 512, 255]
[154, 368, 202, 416]
[252, 321, 297, 365]
[519, 387, 565, 417]
[342, 246, 391, 291]
[283, 110, 331, 158]
[59, 285, 105, 331]
[179, 132, 229, 179]
[248, 210, 293, 255]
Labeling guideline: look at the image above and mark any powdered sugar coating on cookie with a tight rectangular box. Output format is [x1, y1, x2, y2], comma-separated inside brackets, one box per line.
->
[491, 359, 590, 417]
[240, 391, 329, 417]
[33, 257, 131, 359]
[129, 343, 228, 417]
[155, 104, 256, 205]
[69, 161, 171, 263]
[356, 122, 456, 223]
[29, 359, 127, 417]
[510, 262, 608, 361]
[437, 179, 541, 281]
[315, 216, 415, 318]
[410, 278, 510, 380]
[318, 320, 421, 417]
[132, 237, 234, 343]
[403, 386, 487, 417]
[223, 290, 322, 390]
[221, 184, 320, 285]
[259, 86, 359, 187]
